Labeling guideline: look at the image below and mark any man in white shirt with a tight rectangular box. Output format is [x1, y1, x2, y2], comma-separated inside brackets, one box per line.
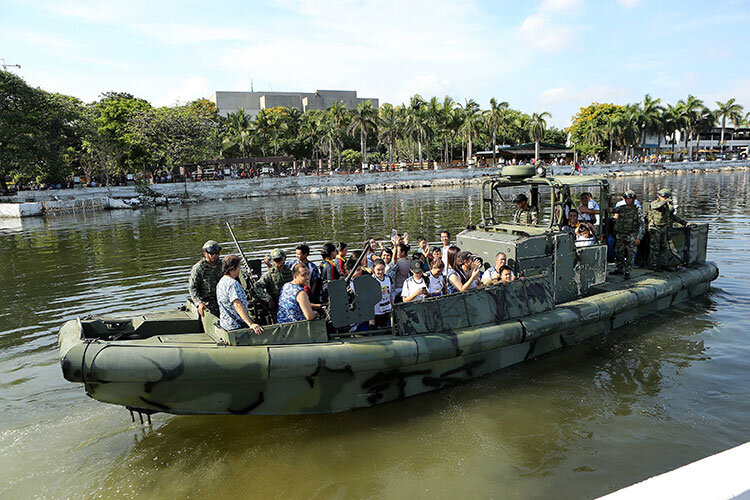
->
[440, 230, 451, 276]
[482, 252, 512, 285]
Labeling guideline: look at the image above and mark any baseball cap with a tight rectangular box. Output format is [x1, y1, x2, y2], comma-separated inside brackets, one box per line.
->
[513, 193, 527, 203]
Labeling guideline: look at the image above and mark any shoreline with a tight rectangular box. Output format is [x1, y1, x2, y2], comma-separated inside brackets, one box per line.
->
[1, 160, 749, 219]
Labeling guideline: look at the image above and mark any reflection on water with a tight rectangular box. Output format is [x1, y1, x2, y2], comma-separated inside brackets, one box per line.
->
[1, 172, 749, 498]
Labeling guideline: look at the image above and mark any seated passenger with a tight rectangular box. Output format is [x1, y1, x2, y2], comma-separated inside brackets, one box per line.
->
[482, 252, 511, 285]
[427, 259, 446, 296]
[575, 223, 597, 247]
[446, 247, 482, 294]
[277, 263, 318, 323]
[498, 265, 514, 283]
[401, 260, 430, 302]
[561, 209, 580, 234]
[370, 259, 392, 328]
[216, 255, 264, 334]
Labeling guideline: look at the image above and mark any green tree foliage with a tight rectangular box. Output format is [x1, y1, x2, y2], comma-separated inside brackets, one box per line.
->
[0, 71, 84, 190]
[128, 105, 215, 178]
[567, 103, 625, 156]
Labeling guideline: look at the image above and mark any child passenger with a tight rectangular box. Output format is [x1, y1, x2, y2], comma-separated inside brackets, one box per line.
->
[370, 259, 392, 328]
[401, 260, 430, 302]
[427, 260, 446, 296]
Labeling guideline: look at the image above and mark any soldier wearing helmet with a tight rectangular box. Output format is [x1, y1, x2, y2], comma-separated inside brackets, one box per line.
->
[610, 190, 644, 279]
[647, 188, 687, 271]
[189, 240, 224, 317]
[257, 248, 294, 315]
[512, 193, 539, 225]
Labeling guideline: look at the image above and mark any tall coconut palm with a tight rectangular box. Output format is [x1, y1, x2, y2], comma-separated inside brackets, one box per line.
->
[459, 99, 483, 164]
[378, 103, 398, 165]
[715, 98, 744, 152]
[347, 100, 378, 168]
[443, 97, 460, 163]
[326, 101, 348, 169]
[486, 98, 509, 167]
[528, 111, 551, 161]
[662, 104, 680, 156]
[225, 108, 253, 157]
[676, 95, 704, 160]
[405, 96, 431, 167]
[638, 94, 664, 153]
[694, 107, 715, 153]
[604, 114, 619, 158]
[300, 109, 323, 160]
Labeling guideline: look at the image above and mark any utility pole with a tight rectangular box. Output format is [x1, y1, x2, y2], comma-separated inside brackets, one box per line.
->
[0, 59, 21, 71]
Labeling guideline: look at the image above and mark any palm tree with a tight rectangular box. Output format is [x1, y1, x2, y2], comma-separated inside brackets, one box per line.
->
[300, 110, 323, 160]
[405, 95, 431, 167]
[694, 107, 715, 153]
[225, 108, 253, 157]
[378, 103, 398, 166]
[528, 111, 551, 161]
[486, 98, 509, 167]
[326, 101, 348, 169]
[604, 115, 619, 158]
[715, 99, 744, 152]
[459, 99, 483, 165]
[676, 95, 704, 160]
[347, 100, 378, 168]
[638, 94, 664, 154]
[443, 97, 460, 163]
[662, 104, 680, 156]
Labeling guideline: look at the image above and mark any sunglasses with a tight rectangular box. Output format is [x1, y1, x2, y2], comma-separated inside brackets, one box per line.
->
[206, 250, 220, 255]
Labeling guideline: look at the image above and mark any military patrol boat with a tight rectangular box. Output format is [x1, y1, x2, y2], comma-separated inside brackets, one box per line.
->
[58, 166, 718, 416]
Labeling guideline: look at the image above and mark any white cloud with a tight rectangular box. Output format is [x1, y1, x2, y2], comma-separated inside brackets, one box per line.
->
[539, 87, 567, 103]
[129, 23, 257, 45]
[155, 77, 213, 107]
[541, 0, 584, 11]
[617, 0, 641, 7]
[519, 12, 576, 52]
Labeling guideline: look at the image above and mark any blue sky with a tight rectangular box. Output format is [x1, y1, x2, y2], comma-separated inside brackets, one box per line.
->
[2, 0, 749, 127]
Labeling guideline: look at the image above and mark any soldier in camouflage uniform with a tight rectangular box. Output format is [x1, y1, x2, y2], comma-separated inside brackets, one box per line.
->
[648, 188, 687, 271]
[257, 248, 294, 314]
[189, 240, 224, 317]
[513, 193, 539, 225]
[610, 190, 644, 279]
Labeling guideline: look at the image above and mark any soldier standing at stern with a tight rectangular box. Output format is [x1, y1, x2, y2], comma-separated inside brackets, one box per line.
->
[647, 188, 687, 271]
[610, 190, 644, 280]
[189, 240, 224, 317]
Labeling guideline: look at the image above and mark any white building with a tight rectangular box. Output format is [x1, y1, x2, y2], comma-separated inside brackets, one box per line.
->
[210, 89, 379, 118]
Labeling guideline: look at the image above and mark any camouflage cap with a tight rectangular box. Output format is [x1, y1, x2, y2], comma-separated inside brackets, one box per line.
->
[657, 188, 672, 198]
[622, 190, 636, 198]
[202, 240, 221, 253]
[513, 193, 528, 203]
[270, 248, 286, 260]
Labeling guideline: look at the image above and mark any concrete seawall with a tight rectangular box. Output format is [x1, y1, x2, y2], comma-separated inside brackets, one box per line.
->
[2, 160, 750, 218]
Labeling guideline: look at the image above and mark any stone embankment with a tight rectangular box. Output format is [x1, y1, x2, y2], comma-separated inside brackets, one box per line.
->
[2, 160, 749, 218]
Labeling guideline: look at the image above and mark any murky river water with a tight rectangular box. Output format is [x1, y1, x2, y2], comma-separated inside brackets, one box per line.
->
[1, 171, 749, 499]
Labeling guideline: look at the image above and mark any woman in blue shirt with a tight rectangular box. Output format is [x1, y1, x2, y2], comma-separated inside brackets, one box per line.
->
[216, 255, 264, 334]
[277, 263, 318, 324]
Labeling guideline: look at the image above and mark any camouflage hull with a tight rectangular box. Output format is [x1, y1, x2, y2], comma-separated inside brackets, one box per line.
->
[58, 262, 718, 415]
